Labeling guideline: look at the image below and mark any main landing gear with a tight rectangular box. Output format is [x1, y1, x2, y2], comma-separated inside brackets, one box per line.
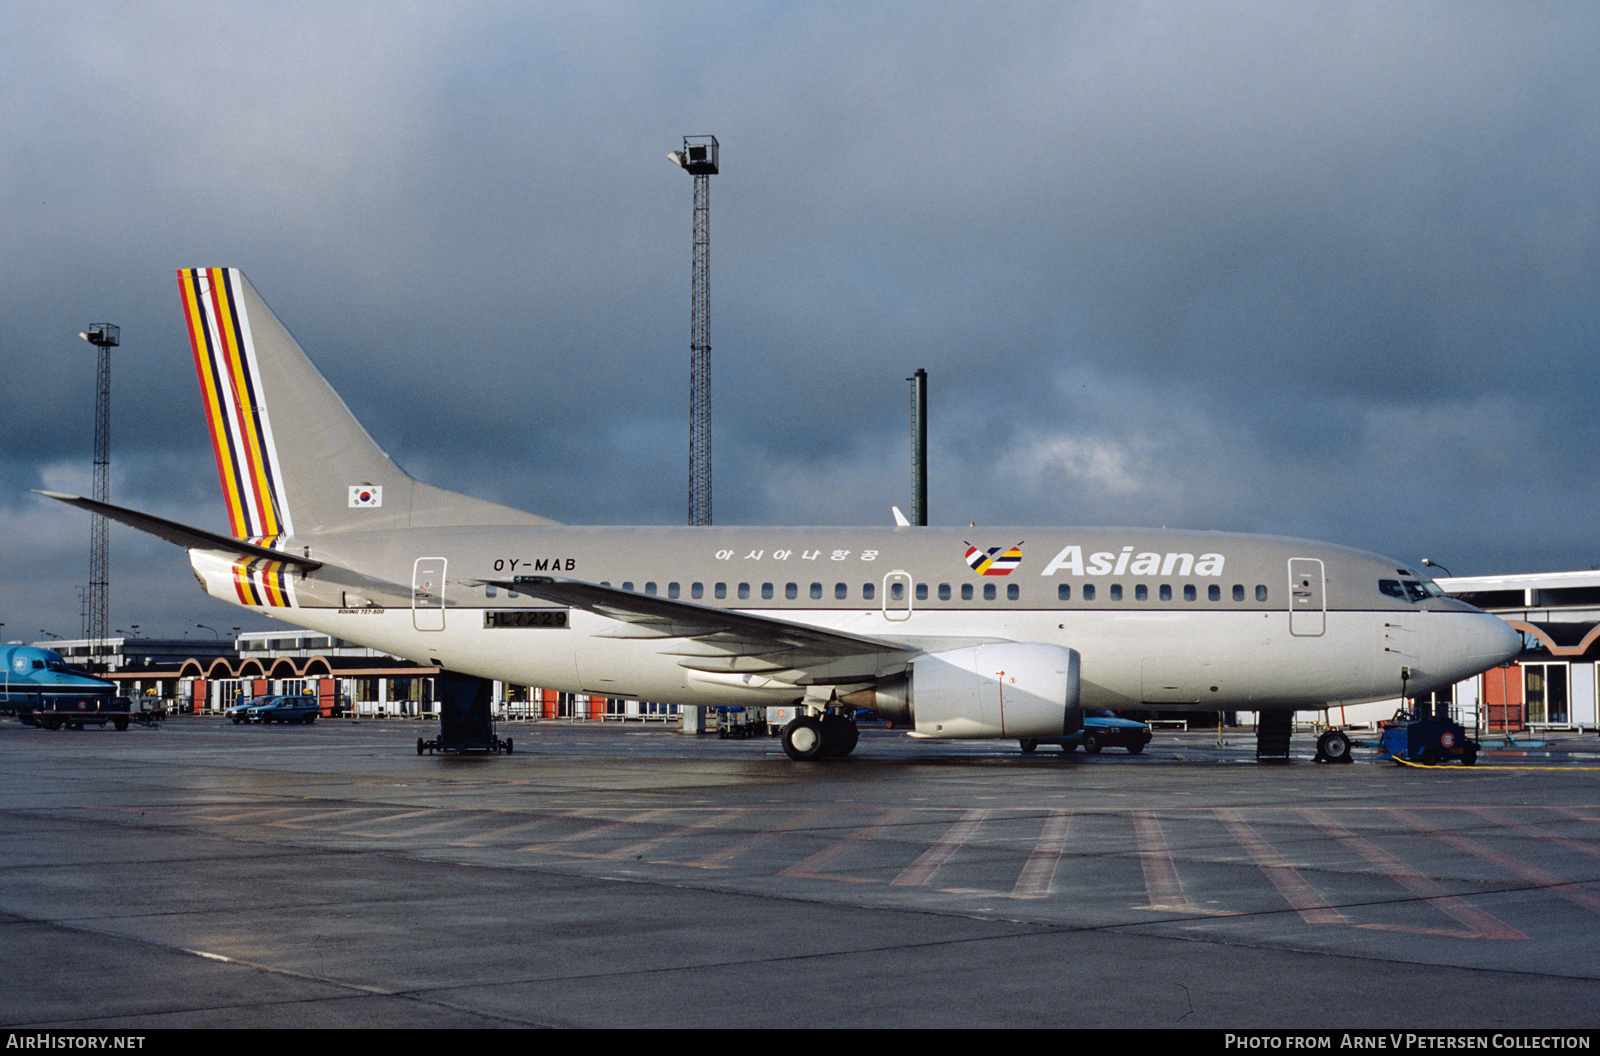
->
[781, 711, 859, 761]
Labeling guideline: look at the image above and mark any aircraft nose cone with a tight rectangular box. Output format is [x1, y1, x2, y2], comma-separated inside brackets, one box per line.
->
[1457, 612, 1522, 669]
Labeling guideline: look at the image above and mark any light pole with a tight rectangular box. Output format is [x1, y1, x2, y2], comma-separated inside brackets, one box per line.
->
[80, 324, 118, 671]
[668, 136, 719, 526]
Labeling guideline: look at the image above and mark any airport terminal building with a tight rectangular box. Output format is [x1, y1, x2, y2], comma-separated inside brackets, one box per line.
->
[36, 630, 678, 723]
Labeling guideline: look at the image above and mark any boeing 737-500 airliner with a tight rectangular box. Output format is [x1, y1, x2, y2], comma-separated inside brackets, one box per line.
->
[42, 269, 1521, 762]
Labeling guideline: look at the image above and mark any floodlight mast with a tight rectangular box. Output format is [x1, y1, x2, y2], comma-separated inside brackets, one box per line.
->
[79, 323, 119, 670]
[669, 135, 718, 526]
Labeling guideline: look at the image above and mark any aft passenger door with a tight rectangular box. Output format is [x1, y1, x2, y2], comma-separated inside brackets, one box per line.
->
[413, 557, 447, 631]
[1288, 558, 1325, 637]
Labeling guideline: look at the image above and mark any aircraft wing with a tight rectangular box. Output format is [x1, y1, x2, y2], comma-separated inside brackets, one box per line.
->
[482, 575, 919, 684]
[34, 491, 323, 570]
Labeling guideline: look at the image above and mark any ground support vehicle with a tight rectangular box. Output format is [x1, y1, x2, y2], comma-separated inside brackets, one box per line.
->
[24, 693, 133, 731]
[418, 673, 511, 755]
[1379, 706, 1479, 766]
[716, 706, 765, 739]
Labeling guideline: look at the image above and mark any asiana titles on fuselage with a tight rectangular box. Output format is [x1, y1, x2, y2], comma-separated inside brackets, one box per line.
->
[1039, 545, 1226, 578]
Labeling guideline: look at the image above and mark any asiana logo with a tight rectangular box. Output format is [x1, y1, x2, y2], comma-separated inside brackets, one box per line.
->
[964, 541, 1024, 576]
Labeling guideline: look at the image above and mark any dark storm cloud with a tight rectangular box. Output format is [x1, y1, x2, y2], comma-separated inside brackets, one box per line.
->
[1, 1, 1596, 639]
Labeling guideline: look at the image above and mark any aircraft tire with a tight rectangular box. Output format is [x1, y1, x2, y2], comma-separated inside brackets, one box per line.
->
[782, 716, 828, 761]
[822, 715, 858, 757]
[1316, 729, 1352, 764]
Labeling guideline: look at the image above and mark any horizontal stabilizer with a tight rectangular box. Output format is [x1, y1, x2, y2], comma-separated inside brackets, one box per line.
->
[34, 491, 322, 569]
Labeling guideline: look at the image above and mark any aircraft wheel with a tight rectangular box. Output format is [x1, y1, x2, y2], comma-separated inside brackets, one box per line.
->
[782, 716, 828, 761]
[1083, 731, 1103, 754]
[1316, 729, 1352, 764]
[822, 714, 858, 757]
[1019, 739, 1037, 753]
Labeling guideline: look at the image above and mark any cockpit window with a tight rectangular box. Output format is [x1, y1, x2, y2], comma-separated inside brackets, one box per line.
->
[1379, 579, 1445, 603]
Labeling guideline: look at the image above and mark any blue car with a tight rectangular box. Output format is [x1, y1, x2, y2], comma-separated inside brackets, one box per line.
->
[225, 695, 270, 723]
[1019, 711, 1153, 755]
[255, 696, 321, 724]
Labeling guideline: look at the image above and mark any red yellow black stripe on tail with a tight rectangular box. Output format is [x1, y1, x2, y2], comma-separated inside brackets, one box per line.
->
[230, 547, 297, 608]
[177, 268, 289, 540]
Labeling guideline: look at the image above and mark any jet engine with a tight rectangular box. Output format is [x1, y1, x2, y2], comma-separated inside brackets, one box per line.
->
[842, 642, 1081, 740]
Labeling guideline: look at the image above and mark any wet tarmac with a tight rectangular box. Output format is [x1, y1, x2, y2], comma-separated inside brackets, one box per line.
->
[1, 716, 1597, 1028]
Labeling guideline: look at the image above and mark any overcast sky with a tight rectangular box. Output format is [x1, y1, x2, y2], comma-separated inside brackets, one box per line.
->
[2, 1, 1596, 642]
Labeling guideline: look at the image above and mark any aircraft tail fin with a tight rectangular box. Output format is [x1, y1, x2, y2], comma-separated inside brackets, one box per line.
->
[177, 268, 554, 539]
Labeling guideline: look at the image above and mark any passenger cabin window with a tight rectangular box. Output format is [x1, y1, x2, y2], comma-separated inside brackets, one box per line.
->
[1233, 585, 1245, 601]
[1083, 584, 1096, 601]
[1109, 584, 1122, 601]
[835, 583, 848, 600]
[938, 584, 951, 601]
[715, 583, 727, 599]
[667, 582, 680, 599]
[961, 584, 974, 601]
[863, 583, 876, 601]
[810, 583, 823, 600]
[1184, 585, 1197, 602]
[984, 584, 997, 601]
[889, 582, 905, 601]
[915, 583, 928, 601]
[738, 583, 750, 600]
[1255, 585, 1269, 602]
[1208, 585, 1221, 602]
[691, 583, 703, 599]
[762, 583, 775, 600]
[1057, 584, 1071, 601]
[1135, 585, 1149, 601]
[1007, 584, 1019, 601]
[785, 583, 798, 600]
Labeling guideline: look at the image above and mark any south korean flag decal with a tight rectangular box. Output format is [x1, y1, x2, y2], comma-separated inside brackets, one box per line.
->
[348, 485, 383, 508]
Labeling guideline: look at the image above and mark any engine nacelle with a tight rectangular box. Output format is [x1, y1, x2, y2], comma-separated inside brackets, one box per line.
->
[842, 643, 1081, 740]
